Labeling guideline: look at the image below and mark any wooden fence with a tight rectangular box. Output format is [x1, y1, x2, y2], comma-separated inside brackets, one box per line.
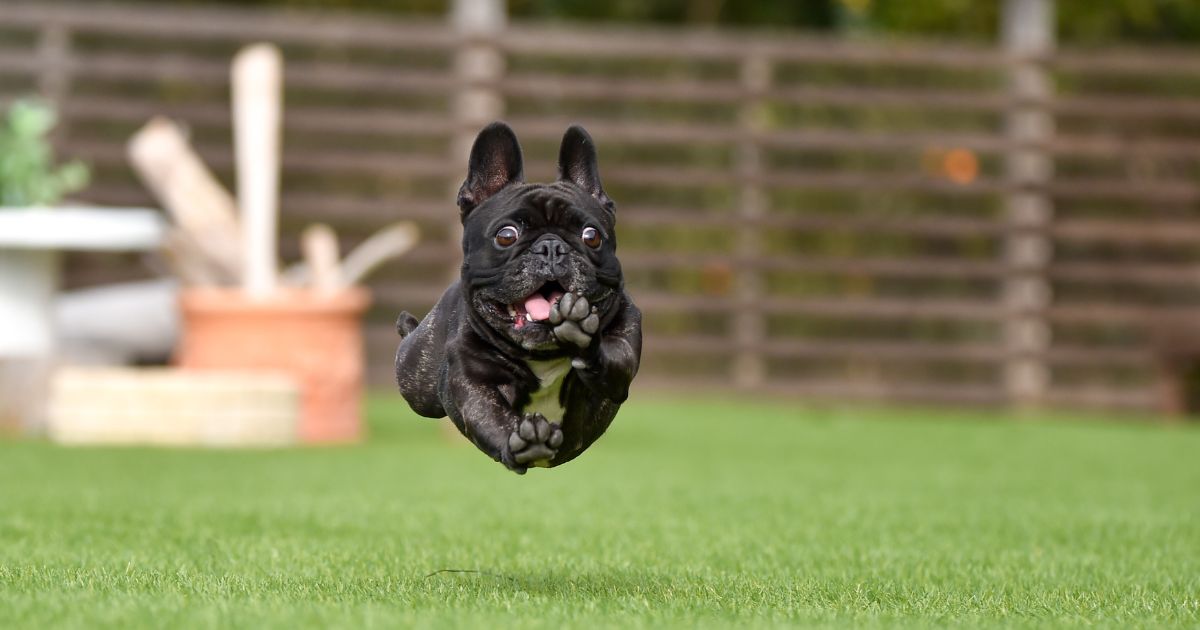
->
[3, 1, 1200, 412]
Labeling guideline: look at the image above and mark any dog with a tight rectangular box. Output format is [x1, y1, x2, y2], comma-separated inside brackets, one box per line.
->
[394, 122, 642, 474]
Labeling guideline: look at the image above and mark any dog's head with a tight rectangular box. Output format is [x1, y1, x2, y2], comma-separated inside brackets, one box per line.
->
[456, 122, 622, 354]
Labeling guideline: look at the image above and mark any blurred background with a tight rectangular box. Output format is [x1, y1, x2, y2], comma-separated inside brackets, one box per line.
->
[5, 0, 1200, 439]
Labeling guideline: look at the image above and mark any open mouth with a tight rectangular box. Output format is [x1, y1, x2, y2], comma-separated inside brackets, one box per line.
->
[507, 281, 566, 330]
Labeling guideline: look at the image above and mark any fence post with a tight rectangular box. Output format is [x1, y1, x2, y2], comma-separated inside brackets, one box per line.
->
[1001, 0, 1055, 408]
[733, 51, 771, 390]
[36, 21, 73, 144]
[449, 0, 506, 276]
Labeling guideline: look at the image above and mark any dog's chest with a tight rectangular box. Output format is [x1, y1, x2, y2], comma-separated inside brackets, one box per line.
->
[521, 358, 571, 423]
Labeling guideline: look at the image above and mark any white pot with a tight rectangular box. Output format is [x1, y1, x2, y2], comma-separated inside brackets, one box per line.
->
[0, 206, 165, 355]
[0, 206, 164, 431]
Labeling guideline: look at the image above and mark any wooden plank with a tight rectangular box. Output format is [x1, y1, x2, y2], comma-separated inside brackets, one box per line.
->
[63, 52, 457, 94]
[1048, 303, 1200, 325]
[1043, 387, 1156, 410]
[761, 128, 1014, 153]
[621, 252, 1009, 278]
[1046, 345, 1151, 366]
[634, 375, 1007, 405]
[285, 197, 448, 224]
[759, 171, 1010, 194]
[1051, 218, 1200, 245]
[69, 140, 456, 178]
[502, 73, 1010, 112]
[501, 24, 1007, 69]
[78, 184, 450, 226]
[499, 73, 743, 103]
[513, 159, 1015, 193]
[1, 1, 457, 49]
[1051, 134, 1200, 160]
[630, 293, 1005, 321]
[1050, 262, 1200, 286]
[769, 85, 1010, 112]
[649, 335, 1008, 362]
[1053, 47, 1200, 75]
[621, 209, 1007, 237]
[64, 97, 456, 137]
[0, 50, 39, 76]
[1049, 179, 1200, 204]
[1055, 94, 1200, 121]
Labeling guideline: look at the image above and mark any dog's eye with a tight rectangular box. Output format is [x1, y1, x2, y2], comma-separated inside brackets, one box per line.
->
[581, 226, 602, 249]
[495, 225, 519, 248]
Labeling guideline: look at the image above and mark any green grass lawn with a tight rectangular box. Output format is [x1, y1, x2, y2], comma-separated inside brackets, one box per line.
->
[1, 395, 1198, 628]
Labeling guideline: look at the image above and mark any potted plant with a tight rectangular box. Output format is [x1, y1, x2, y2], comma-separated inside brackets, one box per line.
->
[0, 99, 89, 208]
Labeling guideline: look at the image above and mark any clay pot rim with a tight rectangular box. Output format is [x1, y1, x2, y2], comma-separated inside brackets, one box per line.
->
[180, 286, 371, 314]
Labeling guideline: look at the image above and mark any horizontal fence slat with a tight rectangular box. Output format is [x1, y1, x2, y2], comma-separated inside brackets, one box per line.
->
[1055, 94, 1200, 121]
[650, 335, 1008, 362]
[70, 141, 455, 179]
[635, 376, 1006, 405]
[501, 24, 1008, 68]
[1051, 219, 1200, 245]
[2, 1, 457, 49]
[63, 97, 457, 137]
[62, 52, 457, 94]
[622, 252, 1009, 278]
[634, 294, 1004, 320]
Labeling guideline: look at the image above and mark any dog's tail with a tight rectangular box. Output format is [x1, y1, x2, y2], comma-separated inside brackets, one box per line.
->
[396, 311, 420, 338]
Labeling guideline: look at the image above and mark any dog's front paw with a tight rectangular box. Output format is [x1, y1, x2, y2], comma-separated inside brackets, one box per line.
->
[504, 413, 564, 473]
[549, 291, 600, 349]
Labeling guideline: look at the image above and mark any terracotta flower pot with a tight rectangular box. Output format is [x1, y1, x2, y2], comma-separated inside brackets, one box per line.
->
[175, 287, 371, 443]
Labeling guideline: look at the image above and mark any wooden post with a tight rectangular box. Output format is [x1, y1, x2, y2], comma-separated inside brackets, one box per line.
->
[1002, 0, 1055, 407]
[449, 0, 506, 277]
[733, 52, 771, 389]
[36, 21, 72, 145]
[232, 44, 284, 298]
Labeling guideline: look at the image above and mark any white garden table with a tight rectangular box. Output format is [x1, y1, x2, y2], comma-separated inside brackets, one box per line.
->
[0, 207, 165, 431]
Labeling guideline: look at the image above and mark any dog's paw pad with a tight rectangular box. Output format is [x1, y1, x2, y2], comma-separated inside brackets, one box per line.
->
[553, 321, 591, 348]
[552, 293, 596, 348]
[581, 312, 600, 334]
[508, 413, 562, 466]
[568, 295, 590, 320]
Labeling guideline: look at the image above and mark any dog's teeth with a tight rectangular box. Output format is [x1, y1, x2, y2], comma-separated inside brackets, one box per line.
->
[525, 313, 533, 323]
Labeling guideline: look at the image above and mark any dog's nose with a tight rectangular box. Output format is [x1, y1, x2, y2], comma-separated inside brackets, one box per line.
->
[531, 236, 569, 267]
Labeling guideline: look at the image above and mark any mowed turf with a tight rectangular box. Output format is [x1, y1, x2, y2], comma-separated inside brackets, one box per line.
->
[1, 395, 1198, 628]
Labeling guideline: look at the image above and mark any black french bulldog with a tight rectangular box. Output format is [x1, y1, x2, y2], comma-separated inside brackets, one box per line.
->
[394, 122, 642, 474]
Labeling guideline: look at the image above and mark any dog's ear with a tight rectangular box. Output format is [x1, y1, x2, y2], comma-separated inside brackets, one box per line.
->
[457, 121, 524, 216]
[557, 125, 613, 212]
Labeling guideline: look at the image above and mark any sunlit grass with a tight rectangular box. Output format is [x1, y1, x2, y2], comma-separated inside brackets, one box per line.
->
[1, 394, 1197, 628]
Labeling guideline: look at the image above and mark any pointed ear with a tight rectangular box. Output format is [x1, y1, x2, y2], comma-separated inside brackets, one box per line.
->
[457, 121, 524, 215]
[557, 125, 613, 212]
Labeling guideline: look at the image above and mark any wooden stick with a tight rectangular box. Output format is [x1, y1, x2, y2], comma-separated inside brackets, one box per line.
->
[338, 222, 419, 286]
[127, 117, 242, 283]
[300, 223, 342, 292]
[161, 229, 227, 286]
[281, 222, 419, 288]
[232, 43, 283, 298]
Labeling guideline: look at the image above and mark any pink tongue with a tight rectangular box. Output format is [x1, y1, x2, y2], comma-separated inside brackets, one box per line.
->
[523, 291, 564, 322]
[524, 295, 552, 321]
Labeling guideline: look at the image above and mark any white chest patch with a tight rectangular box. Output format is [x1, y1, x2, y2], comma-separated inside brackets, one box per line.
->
[522, 358, 572, 423]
